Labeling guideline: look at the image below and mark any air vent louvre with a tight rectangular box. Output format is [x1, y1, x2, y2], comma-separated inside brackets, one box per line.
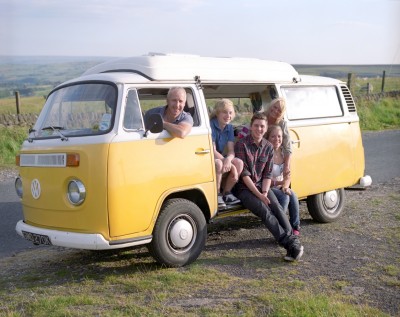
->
[341, 86, 356, 112]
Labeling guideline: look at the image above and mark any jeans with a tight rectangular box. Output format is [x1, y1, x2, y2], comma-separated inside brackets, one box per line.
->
[233, 188, 293, 247]
[271, 187, 300, 229]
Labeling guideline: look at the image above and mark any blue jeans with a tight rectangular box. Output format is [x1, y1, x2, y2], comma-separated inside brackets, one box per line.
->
[271, 187, 300, 229]
[233, 188, 294, 246]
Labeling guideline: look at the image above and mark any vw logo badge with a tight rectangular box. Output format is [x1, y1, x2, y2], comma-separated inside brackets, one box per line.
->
[31, 179, 41, 199]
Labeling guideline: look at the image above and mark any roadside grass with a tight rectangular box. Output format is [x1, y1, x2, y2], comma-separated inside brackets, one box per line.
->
[348, 77, 400, 95]
[358, 97, 400, 130]
[0, 95, 45, 114]
[0, 252, 389, 317]
[0, 126, 27, 166]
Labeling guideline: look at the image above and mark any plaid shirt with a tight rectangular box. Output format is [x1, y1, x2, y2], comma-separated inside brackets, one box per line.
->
[234, 134, 274, 192]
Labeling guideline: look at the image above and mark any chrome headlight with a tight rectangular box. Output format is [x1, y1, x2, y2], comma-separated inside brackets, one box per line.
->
[67, 180, 86, 205]
[15, 177, 23, 198]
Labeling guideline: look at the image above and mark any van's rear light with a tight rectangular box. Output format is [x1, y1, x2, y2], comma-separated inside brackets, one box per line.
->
[67, 154, 80, 167]
[16, 155, 20, 166]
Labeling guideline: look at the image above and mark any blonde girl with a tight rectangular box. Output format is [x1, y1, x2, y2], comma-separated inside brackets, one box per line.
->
[210, 99, 243, 208]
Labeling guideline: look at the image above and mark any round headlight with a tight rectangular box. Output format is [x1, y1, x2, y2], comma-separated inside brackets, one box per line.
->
[15, 177, 23, 198]
[67, 180, 86, 205]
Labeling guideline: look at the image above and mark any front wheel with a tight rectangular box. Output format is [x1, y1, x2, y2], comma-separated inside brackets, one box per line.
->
[148, 198, 207, 267]
[306, 188, 345, 223]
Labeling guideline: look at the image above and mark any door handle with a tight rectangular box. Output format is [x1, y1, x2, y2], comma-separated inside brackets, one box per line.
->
[195, 149, 211, 155]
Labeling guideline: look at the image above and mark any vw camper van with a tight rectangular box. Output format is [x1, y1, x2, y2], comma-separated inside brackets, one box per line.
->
[15, 53, 371, 267]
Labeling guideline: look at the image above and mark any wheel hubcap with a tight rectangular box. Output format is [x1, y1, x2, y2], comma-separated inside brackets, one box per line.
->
[169, 217, 194, 249]
[323, 190, 338, 210]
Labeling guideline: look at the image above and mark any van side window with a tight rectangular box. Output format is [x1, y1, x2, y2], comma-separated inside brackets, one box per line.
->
[282, 86, 343, 120]
[123, 90, 143, 130]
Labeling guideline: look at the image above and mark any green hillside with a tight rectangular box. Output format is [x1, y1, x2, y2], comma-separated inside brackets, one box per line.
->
[0, 56, 399, 99]
[294, 64, 400, 78]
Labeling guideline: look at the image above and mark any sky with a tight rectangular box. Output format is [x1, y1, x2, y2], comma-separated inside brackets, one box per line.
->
[1, 0, 399, 65]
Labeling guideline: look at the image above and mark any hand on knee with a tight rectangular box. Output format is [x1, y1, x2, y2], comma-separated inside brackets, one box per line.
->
[215, 160, 223, 173]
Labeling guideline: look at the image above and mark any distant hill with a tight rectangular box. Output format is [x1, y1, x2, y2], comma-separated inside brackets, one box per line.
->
[1, 56, 399, 83]
[0, 56, 112, 85]
[294, 64, 400, 78]
[0, 55, 113, 65]
[0, 56, 399, 98]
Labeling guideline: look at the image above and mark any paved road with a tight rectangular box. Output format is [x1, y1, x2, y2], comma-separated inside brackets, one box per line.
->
[1, 130, 399, 258]
[363, 129, 400, 184]
[0, 178, 45, 258]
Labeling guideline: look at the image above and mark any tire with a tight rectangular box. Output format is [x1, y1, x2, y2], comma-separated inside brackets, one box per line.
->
[148, 198, 207, 267]
[306, 188, 345, 223]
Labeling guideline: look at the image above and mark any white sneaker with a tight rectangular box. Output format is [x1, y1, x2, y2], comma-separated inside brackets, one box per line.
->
[218, 194, 226, 208]
[284, 245, 304, 262]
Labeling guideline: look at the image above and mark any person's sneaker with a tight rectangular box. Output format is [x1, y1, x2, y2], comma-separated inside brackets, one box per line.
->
[223, 192, 241, 205]
[284, 245, 304, 262]
[218, 194, 226, 208]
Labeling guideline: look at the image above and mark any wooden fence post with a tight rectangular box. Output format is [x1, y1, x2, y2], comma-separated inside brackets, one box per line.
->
[347, 73, 353, 92]
[15, 91, 21, 114]
[381, 70, 386, 93]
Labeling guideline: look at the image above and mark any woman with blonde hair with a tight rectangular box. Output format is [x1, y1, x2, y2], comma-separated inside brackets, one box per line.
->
[265, 97, 292, 176]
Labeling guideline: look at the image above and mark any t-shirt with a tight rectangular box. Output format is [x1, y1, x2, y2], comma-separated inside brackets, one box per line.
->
[145, 105, 193, 126]
[210, 117, 235, 155]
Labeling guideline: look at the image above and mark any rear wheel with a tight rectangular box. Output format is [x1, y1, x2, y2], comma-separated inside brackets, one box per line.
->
[148, 198, 207, 267]
[306, 188, 345, 223]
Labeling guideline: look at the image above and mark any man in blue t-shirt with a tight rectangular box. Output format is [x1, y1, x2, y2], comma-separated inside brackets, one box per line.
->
[145, 87, 193, 139]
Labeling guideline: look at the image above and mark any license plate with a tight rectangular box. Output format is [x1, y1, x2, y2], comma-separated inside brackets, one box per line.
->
[22, 231, 52, 246]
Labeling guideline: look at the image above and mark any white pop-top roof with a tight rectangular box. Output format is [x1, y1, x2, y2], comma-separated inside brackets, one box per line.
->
[82, 53, 300, 83]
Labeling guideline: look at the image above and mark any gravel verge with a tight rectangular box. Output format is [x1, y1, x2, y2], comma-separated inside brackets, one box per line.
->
[0, 166, 18, 182]
[207, 177, 400, 316]
[1, 167, 399, 316]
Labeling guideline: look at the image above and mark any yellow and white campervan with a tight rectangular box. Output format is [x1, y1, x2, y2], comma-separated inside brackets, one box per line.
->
[15, 53, 371, 267]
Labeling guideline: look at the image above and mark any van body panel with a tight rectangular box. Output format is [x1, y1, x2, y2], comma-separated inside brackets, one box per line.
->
[280, 81, 367, 198]
[289, 122, 364, 198]
[107, 133, 215, 237]
[18, 142, 110, 238]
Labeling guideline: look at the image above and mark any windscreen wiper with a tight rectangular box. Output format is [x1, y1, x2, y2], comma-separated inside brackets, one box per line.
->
[41, 126, 68, 141]
[28, 128, 36, 143]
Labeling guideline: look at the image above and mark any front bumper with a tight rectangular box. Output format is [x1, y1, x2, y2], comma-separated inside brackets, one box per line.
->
[15, 220, 152, 250]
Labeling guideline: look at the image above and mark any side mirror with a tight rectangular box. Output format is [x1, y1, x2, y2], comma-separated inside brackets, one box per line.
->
[144, 113, 163, 137]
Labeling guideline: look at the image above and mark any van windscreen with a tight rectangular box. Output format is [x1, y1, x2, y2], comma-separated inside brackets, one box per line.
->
[32, 83, 117, 139]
